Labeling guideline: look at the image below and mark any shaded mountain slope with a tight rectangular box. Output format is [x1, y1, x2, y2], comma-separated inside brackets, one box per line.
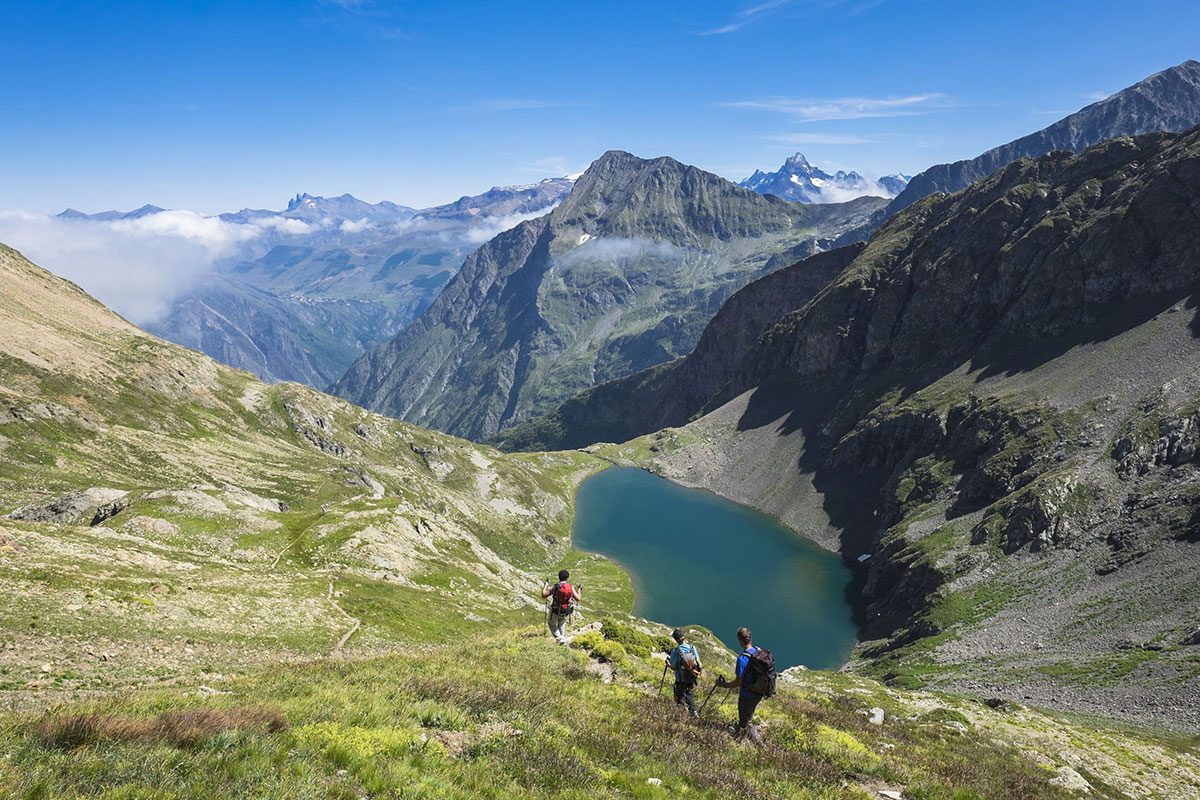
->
[493, 243, 866, 451]
[590, 128, 1200, 732]
[331, 151, 885, 441]
[145, 273, 405, 386]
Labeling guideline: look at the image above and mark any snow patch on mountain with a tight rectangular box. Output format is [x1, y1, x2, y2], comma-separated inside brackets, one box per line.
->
[740, 153, 910, 204]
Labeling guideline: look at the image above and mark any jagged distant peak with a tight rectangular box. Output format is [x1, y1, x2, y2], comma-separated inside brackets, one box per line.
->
[740, 152, 909, 204]
[55, 204, 167, 221]
[783, 152, 814, 168]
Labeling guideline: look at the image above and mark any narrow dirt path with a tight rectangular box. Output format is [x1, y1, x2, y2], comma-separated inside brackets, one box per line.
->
[327, 581, 361, 659]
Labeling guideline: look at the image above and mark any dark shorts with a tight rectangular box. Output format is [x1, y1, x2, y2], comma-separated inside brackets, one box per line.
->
[737, 692, 762, 728]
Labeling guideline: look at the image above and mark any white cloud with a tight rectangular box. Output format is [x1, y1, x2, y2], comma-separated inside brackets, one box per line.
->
[460, 208, 557, 244]
[339, 218, 373, 234]
[702, 0, 791, 34]
[724, 94, 945, 121]
[762, 132, 878, 145]
[557, 237, 684, 269]
[0, 209, 314, 326]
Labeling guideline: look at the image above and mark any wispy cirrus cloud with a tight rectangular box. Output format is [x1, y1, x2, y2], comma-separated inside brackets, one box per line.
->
[724, 94, 946, 121]
[702, 0, 792, 35]
[761, 132, 879, 145]
[460, 98, 558, 112]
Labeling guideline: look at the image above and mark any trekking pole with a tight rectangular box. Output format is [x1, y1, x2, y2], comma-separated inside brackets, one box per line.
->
[698, 680, 720, 714]
[658, 662, 668, 696]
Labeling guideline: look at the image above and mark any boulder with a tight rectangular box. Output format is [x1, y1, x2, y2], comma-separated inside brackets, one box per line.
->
[1049, 766, 1092, 793]
[8, 488, 129, 526]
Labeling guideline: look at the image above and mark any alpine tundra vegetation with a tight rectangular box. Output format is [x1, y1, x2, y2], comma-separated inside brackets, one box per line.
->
[3, 236, 1199, 798]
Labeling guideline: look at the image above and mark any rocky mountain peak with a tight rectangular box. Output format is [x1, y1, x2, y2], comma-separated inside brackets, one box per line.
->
[550, 149, 784, 242]
[740, 153, 909, 204]
[886, 58, 1200, 216]
[784, 152, 813, 169]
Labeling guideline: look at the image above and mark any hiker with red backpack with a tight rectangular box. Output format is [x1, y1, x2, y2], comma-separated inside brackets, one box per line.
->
[664, 627, 703, 716]
[715, 626, 775, 744]
[541, 569, 581, 645]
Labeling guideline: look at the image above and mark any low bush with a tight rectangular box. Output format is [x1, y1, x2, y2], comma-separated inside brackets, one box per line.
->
[32, 707, 289, 749]
[570, 631, 604, 653]
[599, 618, 668, 658]
[592, 640, 629, 665]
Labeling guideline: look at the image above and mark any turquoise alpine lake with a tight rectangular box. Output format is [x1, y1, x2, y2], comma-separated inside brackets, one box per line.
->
[572, 467, 858, 670]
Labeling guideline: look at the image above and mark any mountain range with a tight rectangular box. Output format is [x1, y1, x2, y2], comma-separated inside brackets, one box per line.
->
[329, 150, 886, 440]
[496, 58, 1200, 454]
[139, 178, 574, 386]
[740, 152, 910, 203]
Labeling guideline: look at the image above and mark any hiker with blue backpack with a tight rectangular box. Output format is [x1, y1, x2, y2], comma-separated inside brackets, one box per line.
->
[664, 628, 703, 716]
[541, 569, 581, 645]
[715, 626, 774, 744]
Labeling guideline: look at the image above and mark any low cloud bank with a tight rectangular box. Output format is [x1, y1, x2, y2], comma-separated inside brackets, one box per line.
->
[809, 176, 903, 203]
[0, 198, 563, 327]
[557, 236, 684, 268]
[0, 210, 315, 325]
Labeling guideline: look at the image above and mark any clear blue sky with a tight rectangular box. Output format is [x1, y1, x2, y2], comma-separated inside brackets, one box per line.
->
[2, 0, 1196, 214]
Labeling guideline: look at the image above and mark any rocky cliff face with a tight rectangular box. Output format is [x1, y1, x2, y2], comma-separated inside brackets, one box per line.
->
[884, 59, 1200, 218]
[331, 151, 886, 441]
[493, 243, 866, 451]
[593, 129, 1200, 731]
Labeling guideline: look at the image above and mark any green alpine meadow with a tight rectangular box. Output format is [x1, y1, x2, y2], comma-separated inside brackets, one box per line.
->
[4, 5, 1200, 798]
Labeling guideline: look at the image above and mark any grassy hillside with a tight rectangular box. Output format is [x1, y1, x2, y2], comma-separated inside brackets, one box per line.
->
[6, 627, 1199, 799]
[0, 242, 629, 704]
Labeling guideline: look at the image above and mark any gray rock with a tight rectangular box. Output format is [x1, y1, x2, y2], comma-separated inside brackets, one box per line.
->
[8, 488, 129, 526]
[1049, 766, 1092, 793]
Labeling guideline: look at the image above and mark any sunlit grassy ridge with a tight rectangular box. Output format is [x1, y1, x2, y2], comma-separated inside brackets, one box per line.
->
[6, 629, 1199, 799]
[0, 243, 629, 703]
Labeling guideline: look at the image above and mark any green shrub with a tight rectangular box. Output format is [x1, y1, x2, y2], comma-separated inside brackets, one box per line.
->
[591, 640, 629, 665]
[921, 708, 972, 727]
[599, 619, 660, 658]
[569, 631, 604, 653]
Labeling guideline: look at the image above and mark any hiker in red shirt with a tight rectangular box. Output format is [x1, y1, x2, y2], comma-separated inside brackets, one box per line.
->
[541, 569, 581, 645]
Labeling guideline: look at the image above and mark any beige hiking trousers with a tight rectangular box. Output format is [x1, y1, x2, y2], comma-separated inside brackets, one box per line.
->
[548, 610, 569, 644]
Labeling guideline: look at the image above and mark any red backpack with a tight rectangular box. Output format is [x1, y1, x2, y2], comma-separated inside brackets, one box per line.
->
[552, 582, 575, 615]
